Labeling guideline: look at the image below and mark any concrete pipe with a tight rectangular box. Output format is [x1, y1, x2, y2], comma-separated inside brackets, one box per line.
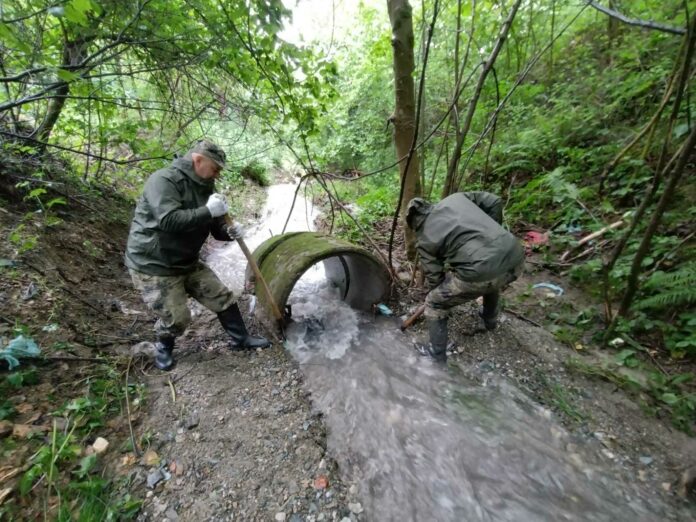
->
[244, 232, 392, 332]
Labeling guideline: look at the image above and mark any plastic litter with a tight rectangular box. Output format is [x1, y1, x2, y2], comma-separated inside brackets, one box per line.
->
[375, 303, 393, 316]
[0, 335, 41, 369]
[532, 282, 564, 296]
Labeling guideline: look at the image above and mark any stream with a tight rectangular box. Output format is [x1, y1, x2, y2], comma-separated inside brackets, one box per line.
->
[207, 183, 669, 521]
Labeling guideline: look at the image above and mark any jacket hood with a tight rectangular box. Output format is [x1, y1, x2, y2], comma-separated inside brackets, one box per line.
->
[406, 197, 432, 230]
[172, 157, 214, 186]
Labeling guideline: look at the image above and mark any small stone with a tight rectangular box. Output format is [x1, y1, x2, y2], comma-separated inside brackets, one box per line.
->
[165, 508, 179, 521]
[348, 502, 363, 514]
[661, 482, 672, 492]
[314, 475, 329, 490]
[12, 424, 48, 438]
[185, 414, 200, 430]
[638, 456, 653, 466]
[349, 484, 358, 496]
[169, 459, 185, 476]
[638, 470, 648, 482]
[0, 420, 12, 438]
[275, 512, 286, 521]
[147, 470, 163, 489]
[92, 437, 109, 454]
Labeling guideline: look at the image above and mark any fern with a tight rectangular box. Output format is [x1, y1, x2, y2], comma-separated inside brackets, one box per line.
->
[637, 263, 696, 310]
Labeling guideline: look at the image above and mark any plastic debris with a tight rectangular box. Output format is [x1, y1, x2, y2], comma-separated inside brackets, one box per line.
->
[375, 303, 393, 316]
[523, 231, 549, 254]
[532, 282, 564, 296]
[0, 335, 41, 369]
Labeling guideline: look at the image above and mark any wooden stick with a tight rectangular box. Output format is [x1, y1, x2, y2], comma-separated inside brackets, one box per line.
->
[224, 215, 285, 335]
[400, 304, 426, 331]
[560, 219, 624, 262]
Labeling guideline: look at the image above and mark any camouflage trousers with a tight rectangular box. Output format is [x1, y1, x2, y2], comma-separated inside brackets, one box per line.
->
[129, 262, 236, 339]
[424, 261, 524, 321]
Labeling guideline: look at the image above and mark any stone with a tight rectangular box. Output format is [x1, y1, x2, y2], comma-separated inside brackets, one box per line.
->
[147, 470, 164, 489]
[348, 502, 363, 514]
[185, 414, 200, 430]
[92, 437, 109, 454]
[12, 423, 48, 438]
[638, 456, 654, 466]
[275, 512, 286, 521]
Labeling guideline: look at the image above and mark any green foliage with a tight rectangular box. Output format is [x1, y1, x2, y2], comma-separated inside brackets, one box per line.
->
[637, 263, 696, 310]
[240, 160, 272, 187]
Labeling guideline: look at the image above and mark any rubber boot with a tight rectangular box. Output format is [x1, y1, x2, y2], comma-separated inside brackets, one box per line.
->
[415, 318, 448, 363]
[480, 291, 500, 331]
[217, 303, 271, 350]
[154, 336, 175, 371]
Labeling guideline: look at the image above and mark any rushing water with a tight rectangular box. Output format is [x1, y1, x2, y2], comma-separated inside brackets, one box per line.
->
[208, 183, 675, 521]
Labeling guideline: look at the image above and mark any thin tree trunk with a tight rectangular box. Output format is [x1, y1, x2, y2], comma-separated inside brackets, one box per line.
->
[387, 0, 421, 259]
[441, 0, 523, 197]
[616, 124, 696, 318]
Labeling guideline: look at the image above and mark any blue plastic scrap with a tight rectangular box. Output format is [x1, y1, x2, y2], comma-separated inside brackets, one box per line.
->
[0, 335, 41, 369]
[532, 282, 565, 296]
[375, 303, 393, 316]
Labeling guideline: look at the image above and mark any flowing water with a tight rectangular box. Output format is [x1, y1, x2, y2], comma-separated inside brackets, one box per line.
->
[208, 183, 673, 521]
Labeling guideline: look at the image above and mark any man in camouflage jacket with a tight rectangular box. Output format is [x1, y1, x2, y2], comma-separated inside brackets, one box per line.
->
[406, 191, 524, 362]
[125, 140, 270, 370]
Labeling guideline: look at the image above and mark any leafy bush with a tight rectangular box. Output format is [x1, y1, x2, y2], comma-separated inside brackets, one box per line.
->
[240, 160, 272, 187]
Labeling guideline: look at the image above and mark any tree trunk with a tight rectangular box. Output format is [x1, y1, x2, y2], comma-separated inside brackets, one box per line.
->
[387, 0, 421, 260]
[33, 39, 87, 146]
[616, 123, 696, 318]
[441, 0, 522, 197]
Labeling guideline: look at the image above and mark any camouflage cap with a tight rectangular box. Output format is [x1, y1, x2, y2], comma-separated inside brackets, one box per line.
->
[189, 140, 227, 169]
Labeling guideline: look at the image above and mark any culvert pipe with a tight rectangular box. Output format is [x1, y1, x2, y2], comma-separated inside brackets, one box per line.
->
[244, 232, 392, 332]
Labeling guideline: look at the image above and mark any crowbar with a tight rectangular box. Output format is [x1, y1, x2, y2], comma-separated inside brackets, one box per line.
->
[224, 215, 286, 338]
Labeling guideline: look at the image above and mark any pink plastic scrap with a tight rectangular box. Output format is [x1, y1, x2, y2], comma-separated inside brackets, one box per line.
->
[523, 231, 549, 254]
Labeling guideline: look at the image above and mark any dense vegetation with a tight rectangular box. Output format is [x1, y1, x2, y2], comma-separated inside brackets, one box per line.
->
[1, 0, 695, 516]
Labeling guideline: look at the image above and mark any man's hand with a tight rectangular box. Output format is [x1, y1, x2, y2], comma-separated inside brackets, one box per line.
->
[227, 222, 245, 240]
[205, 193, 228, 217]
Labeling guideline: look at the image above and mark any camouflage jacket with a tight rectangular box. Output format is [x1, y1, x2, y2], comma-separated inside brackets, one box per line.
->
[125, 157, 231, 276]
[412, 191, 524, 287]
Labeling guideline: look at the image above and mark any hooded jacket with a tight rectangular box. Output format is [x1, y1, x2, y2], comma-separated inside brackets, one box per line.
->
[125, 157, 231, 276]
[411, 191, 524, 288]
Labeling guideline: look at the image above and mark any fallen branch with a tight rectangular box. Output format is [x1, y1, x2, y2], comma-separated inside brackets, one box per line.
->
[560, 219, 624, 262]
[504, 308, 542, 328]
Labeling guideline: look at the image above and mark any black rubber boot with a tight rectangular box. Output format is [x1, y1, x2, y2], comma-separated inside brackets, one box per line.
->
[217, 303, 271, 350]
[154, 336, 175, 371]
[480, 291, 500, 331]
[415, 318, 448, 363]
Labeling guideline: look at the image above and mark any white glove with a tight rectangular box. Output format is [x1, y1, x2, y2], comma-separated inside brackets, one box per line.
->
[227, 222, 245, 239]
[205, 193, 228, 217]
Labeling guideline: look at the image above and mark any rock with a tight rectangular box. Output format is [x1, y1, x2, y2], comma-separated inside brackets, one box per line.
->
[147, 469, 164, 489]
[638, 456, 653, 466]
[169, 459, 185, 476]
[275, 512, 286, 521]
[142, 449, 160, 467]
[185, 414, 200, 430]
[92, 437, 109, 454]
[0, 420, 12, 438]
[12, 423, 48, 438]
[678, 466, 696, 499]
[165, 508, 179, 521]
[348, 502, 363, 514]
[314, 475, 329, 490]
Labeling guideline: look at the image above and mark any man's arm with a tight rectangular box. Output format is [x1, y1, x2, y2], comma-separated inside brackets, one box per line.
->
[418, 246, 445, 290]
[145, 175, 211, 232]
[462, 191, 503, 224]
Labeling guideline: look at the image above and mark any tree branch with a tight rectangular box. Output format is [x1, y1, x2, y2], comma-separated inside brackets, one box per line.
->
[586, 1, 685, 35]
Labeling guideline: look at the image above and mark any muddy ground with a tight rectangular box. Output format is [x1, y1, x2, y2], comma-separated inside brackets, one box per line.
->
[0, 169, 694, 521]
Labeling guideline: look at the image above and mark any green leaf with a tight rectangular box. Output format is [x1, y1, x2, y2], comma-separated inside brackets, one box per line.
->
[660, 393, 680, 406]
[56, 69, 80, 82]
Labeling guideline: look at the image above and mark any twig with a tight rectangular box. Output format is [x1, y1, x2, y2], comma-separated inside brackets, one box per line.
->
[167, 377, 177, 404]
[504, 308, 542, 327]
[560, 219, 624, 262]
[124, 356, 141, 457]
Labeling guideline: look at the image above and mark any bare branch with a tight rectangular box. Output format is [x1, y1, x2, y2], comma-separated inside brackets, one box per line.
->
[586, 1, 685, 35]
